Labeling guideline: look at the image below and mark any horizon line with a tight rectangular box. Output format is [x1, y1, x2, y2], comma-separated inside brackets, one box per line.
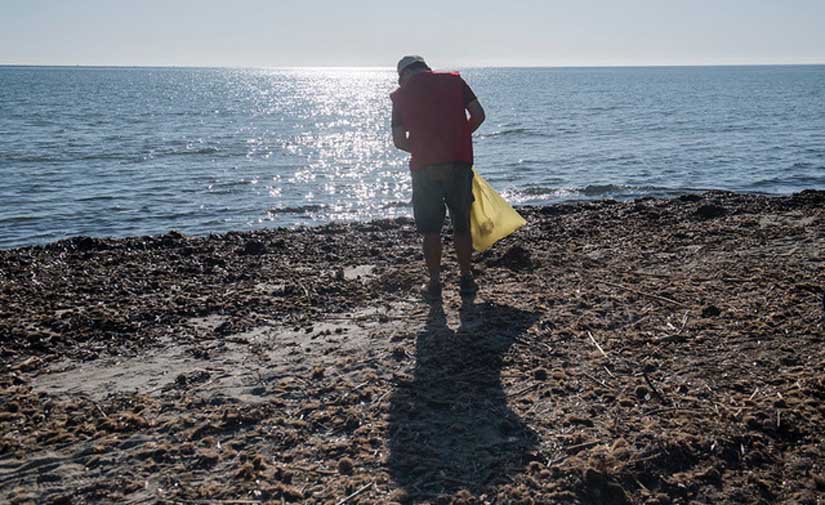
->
[2, 62, 824, 71]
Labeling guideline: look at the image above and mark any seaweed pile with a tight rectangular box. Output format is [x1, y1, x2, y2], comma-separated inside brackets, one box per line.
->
[1, 190, 823, 504]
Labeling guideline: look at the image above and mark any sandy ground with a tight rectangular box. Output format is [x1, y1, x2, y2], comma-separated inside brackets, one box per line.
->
[1, 190, 824, 504]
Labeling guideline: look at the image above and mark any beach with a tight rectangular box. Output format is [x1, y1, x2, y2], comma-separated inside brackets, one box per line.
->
[1, 190, 823, 504]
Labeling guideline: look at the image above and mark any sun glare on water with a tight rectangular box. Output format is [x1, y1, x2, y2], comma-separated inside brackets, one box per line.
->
[221, 68, 410, 226]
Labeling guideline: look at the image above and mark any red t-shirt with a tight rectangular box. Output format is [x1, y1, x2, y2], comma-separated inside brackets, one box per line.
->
[390, 71, 477, 171]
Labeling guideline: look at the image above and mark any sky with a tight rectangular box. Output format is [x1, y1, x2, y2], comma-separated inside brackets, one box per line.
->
[1, 0, 824, 68]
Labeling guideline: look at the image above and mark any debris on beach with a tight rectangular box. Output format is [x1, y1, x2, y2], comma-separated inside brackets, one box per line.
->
[1, 190, 823, 504]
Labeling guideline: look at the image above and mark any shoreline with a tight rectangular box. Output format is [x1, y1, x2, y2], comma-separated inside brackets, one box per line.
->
[1, 189, 823, 504]
[2, 188, 822, 253]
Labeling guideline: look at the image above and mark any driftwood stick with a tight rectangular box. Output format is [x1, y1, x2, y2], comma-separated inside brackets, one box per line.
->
[602, 281, 688, 308]
[587, 331, 608, 358]
[337, 481, 374, 505]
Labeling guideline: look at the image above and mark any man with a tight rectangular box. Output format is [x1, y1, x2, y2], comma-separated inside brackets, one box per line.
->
[390, 55, 486, 300]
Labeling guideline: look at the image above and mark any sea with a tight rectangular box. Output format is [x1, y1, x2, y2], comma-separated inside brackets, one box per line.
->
[1, 65, 823, 249]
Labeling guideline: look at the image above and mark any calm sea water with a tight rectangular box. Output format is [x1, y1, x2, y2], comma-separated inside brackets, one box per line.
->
[1, 65, 824, 249]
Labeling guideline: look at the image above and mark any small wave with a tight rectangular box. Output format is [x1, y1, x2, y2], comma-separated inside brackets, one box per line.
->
[381, 200, 412, 209]
[5, 146, 222, 164]
[711, 124, 766, 133]
[581, 184, 629, 196]
[584, 105, 622, 113]
[79, 153, 132, 161]
[750, 173, 825, 188]
[482, 128, 553, 139]
[789, 161, 818, 169]
[508, 183, 688, 202]
[519, 185, 564, 196]
[269, 204, 328, 214]
[0, 215, 40, 224]
[205, 179, 262, 194]
[484, 128, 529, 137]
[164, 146, 222, 157]
[75, 195, 117, 203]
[5, 154, 61, 163]
[581, 183, 695, 197]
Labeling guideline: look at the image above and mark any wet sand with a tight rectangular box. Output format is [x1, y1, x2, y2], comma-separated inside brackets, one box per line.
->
[1, 190, 824, 504]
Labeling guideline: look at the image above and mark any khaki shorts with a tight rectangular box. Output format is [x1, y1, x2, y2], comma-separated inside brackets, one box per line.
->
[411, 162, 474, 234]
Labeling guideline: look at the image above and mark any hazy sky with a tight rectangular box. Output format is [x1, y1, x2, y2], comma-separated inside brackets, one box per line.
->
[1, 0, 823, 67]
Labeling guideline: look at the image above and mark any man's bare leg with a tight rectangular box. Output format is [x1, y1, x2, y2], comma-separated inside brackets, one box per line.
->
[454, 230, 473, 276]
[455, 229, 477, 298]
[423, 232, 442, 286]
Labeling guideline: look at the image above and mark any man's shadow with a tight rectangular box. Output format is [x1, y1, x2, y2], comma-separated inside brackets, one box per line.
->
[387, 299, 539, 501]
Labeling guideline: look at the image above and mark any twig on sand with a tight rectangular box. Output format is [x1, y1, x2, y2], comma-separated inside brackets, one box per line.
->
[602, 281, 688, 308]
[170, 499, 263, 504]
[294, 279, 311, 303]
[564, 440, 602, 453]
[631, 271, 672, 280]
[547, 441, 603, 467]
[337, 481, 374, 505]
[641, 406, 689, 416]
[642, 372, 671, 405]
[93, 402, 108, 418]
[677, 310, 689, 334]
[508, 383, 540, 398]
[372, 389, 391, 406]
[290, 464, 338, 475]
[657, 334, 687, 344]
[625, 313, 652, 329]
[587, 331, 608, 359]
[581, 372, 616, 391]
[622, 303, 655, 329]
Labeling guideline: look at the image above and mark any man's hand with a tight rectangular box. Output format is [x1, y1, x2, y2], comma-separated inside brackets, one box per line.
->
[467, 100, 486, 133]
[392, 126, 412, 153]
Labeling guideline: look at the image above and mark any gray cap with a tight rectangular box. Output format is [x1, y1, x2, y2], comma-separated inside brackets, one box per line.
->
[397, 55, 428, 74]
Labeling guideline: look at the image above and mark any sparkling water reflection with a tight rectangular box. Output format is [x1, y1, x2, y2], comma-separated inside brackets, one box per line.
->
[1, 65, 823, 248]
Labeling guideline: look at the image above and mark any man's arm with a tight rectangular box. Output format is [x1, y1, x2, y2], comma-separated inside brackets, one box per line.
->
[466, 99, 486, 133]
[392, 126, 412, 153]
[391, 101, 412, 152]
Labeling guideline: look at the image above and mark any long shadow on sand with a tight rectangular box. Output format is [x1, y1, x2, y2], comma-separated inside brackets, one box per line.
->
[388, 300, 539, 501]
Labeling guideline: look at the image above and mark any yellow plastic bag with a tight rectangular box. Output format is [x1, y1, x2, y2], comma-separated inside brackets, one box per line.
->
[470, 168, 526, 252]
